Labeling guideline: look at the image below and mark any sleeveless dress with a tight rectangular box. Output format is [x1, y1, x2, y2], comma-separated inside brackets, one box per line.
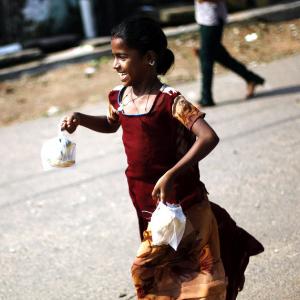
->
[108, 84, 227, 299]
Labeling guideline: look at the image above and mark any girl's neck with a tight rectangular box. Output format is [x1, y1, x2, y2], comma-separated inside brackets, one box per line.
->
[131, 77, 162, 96]
[120, 77, 163, 115]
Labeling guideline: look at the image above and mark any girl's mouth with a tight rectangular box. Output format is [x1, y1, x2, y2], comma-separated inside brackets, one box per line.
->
[118, 72, 129, 82]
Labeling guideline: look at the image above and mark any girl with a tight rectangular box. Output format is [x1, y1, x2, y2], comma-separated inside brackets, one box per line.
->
[62, 16, 227, 299]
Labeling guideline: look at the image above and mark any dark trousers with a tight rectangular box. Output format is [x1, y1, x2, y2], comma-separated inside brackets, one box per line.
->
[199, 23, 263, 103]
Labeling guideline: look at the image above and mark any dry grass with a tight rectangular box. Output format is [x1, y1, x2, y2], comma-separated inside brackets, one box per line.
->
[0, 18, 300, 126]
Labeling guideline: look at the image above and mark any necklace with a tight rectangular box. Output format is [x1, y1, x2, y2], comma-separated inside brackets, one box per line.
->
[117, 91, 136, 112]
[118, 82, 157, 113]
[130, 87, 151, 113]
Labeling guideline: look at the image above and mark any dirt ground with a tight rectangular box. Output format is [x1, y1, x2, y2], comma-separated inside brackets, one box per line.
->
[0, 18, 300, 127]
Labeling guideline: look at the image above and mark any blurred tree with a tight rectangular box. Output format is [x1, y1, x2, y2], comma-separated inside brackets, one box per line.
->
[0, 0, 83, 45]
[0, 0, 26, 45]
[22, 0, 82, 38]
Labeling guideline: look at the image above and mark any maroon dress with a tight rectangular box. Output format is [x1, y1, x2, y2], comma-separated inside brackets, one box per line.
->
[108, 85, 207, 238]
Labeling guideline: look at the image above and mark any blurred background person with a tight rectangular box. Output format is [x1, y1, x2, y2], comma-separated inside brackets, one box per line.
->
[194, 0, 265, 107]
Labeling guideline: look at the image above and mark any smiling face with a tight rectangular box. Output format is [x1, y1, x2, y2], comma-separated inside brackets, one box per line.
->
[111, 37, 153, 87]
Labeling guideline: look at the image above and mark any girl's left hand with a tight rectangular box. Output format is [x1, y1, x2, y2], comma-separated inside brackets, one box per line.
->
[152, 172, 174, 204]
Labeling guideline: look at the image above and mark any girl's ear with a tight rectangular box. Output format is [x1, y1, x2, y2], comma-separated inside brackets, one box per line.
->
[144, 50, 157, 66]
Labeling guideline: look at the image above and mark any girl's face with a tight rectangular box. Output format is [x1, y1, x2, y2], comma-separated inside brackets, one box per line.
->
[111, 37, 151, 87]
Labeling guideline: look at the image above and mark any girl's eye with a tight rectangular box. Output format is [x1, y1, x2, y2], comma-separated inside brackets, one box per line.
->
[119, 55, 127, 61]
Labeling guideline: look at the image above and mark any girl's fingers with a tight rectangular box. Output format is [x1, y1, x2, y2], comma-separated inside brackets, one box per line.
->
[66, 117, 72, 125]
[152, 187, 166, 204]
[63, 117, 76, 127]
[160, 192, 165, 203]
[151, 187, 158, 199]
[152, 187, 160, 201]
[61, 120, 67, 130]
[60, 116, 78, 133]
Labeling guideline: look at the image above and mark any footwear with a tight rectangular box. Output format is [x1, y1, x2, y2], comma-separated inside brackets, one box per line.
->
[246, 78, 265, 99]
[192, 47, 200, 58]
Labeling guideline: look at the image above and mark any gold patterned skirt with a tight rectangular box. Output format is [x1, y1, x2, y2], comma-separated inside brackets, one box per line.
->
[131, 198, 227, 300]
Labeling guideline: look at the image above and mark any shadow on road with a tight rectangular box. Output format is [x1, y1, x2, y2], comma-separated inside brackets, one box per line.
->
[218, 84, 300, 106]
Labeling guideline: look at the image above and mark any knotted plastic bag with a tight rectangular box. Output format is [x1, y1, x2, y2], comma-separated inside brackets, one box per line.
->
[41, 131, 76, 170]
[149, 202, 186, 250]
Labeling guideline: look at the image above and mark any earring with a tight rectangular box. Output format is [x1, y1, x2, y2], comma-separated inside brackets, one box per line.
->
[149, 61, 155, 66]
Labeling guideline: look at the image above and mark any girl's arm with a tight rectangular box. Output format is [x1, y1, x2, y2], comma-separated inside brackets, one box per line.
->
[170, 118, 219, 174]
[152, 118, 219, 202]
[61, 112, 120, 134]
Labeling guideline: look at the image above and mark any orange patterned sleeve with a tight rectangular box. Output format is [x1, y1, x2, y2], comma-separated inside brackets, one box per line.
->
[107, 103, 120, 125]
[172, 95, 205, 130]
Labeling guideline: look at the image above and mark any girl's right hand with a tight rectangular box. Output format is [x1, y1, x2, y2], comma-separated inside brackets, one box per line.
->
[152, 171, 175, 204]
[61, 113, 80, 133]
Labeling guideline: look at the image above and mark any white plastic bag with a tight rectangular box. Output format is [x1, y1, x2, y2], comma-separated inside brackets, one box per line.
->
[149, 202, 186, 250]
[41, 131, 76, 170]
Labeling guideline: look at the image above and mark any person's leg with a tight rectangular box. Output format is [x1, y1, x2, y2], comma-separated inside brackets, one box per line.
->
[216, 44, 264, 84]
[199, 24, 220, 106]
[214, 24, 265, 98]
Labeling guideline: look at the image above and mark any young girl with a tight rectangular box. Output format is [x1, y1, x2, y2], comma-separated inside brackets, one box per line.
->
[61, 16, 227, 299]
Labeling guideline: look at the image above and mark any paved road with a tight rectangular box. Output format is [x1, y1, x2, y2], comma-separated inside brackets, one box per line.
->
[0, 54, 299, 299]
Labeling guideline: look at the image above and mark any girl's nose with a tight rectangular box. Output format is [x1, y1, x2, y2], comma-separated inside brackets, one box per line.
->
[113, 58, 120, 70]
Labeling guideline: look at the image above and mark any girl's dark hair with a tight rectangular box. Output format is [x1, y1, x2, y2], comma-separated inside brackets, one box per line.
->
[111, 16, 174, 75]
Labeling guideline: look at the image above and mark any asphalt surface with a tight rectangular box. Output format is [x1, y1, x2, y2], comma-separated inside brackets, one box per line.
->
[0, 54, 299, 299]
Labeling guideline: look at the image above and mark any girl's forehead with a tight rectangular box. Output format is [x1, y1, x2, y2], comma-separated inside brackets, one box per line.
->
[111, 37, 129, 50]
[111, 37, 142, 57]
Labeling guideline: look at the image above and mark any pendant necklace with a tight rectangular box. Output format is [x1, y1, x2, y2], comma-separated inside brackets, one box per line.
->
[130, 87, 152, 114]
[118, 83, 157, 113]
[117, 88, 145, 112]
